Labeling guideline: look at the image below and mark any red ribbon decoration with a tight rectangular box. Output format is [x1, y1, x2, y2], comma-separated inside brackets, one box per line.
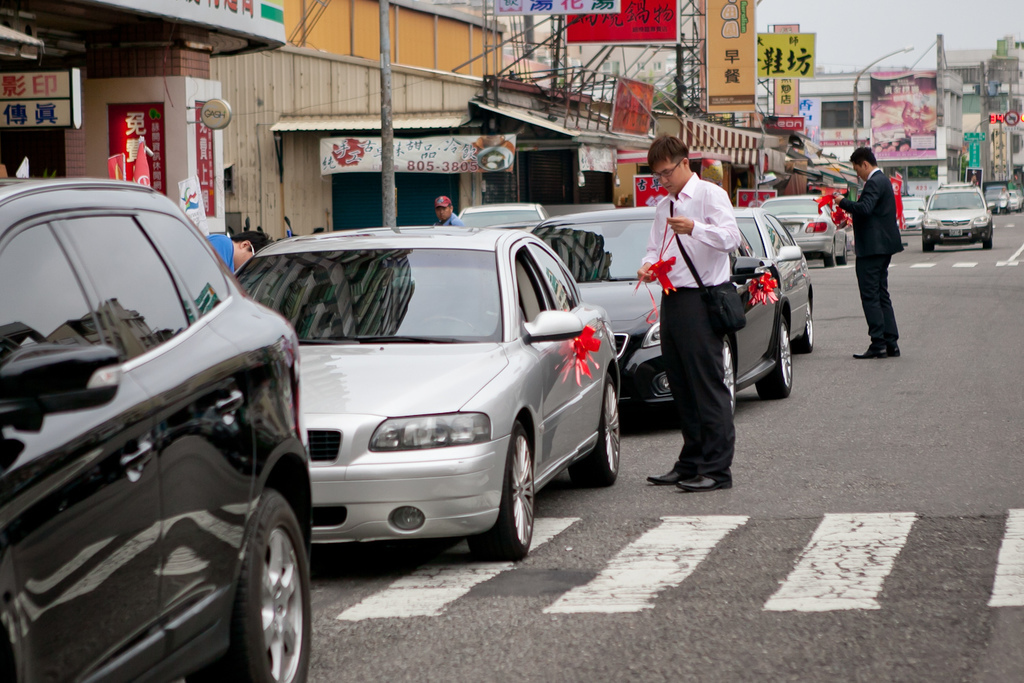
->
[816, 192, 851, 228]
[648, 257, 677, 295]
[560, 325, 602, 386]
[747, 272, 779, 306]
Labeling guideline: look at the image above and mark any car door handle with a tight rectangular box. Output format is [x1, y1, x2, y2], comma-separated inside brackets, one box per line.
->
[120, 439, 153, 482]
[215, 389, 244, 415]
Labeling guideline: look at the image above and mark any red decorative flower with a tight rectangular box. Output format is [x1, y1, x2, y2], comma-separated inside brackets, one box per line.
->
[816, 192, 851, 228]
[561, 325, 602, 386]
[748, 272, 779, 306]
[648, 257, 677, 295]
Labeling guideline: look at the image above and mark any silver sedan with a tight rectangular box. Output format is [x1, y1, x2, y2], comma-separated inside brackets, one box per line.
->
[237, 227, 619, 561]
[761, 194, 852, 267]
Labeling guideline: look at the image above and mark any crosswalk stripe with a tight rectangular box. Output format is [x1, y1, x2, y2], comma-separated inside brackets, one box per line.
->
[763, 512, 916, 612]
[989, 509, 1024, 607]
[996, 261, 1020, 266]
[910, 263, 936, 268]
[952, 262, 978, 268]
[543, 515, 748, 614]
[336, 517, 579, 621]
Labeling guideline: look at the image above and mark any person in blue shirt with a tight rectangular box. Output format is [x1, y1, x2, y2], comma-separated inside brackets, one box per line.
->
[207, 230, 270, 272]
[434, 196, 465, 226]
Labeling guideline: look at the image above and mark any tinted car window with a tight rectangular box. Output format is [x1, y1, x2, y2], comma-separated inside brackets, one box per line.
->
[239, 248, 501, 343]
[0, 225, 101, 364]
[59, 216, 189, 361]
[140, 212, 229, 321]
[766, 214, 798, 247]
[527, 243, 578, 311]
[534, 220, 650, 282]
[763, 218, 785, 254]
[736, 218, 767, 258]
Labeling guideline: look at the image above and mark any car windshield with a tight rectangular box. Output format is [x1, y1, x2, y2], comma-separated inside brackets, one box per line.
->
[238, 248, 502, 343]
[903, 198, 925, 211]
[760, 198, 820, 216]
[984, 188, 1006, 198]
[929, 192, 985, 210]
[533, 220, 651, 282]
[460, 209, 541, 227]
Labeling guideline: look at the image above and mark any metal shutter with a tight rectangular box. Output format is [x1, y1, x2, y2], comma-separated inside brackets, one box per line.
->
[523, 151, 572, 204]
[332, 173, 459, 229]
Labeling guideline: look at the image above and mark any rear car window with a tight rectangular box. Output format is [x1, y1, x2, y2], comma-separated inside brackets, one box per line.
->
[761, 198, 819, 215]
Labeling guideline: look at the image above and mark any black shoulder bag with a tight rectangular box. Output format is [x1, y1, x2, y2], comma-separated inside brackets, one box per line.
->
[670, 202, 746, 336]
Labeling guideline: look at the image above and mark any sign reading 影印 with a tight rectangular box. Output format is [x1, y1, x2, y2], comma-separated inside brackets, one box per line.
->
[0, 70, 82, 130]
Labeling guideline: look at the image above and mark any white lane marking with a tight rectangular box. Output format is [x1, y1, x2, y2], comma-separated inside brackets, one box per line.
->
[952, 262, 978, 268]
[910, 263, 937, 268]
[543, 516, 748, 614]
[337, 517, 578, 621]
[764, 512, 916, 612]
[990, 509, 1024, 607]
[1005, 224, 1016, 228]
[996, 261, 1020, 267]
[1010, 241, 1024, 263]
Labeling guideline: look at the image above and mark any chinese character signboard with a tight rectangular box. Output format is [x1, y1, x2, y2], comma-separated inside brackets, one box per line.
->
[194, 101, 216, 216]
[634, 174, 669, 207]
[497, 0, 620, 15]
[611, 78, 655, 136]
[764, 116, 804, 133]
[870, 71, 938, 160]
[798, 97, 821, 144]
[87, 0, 284, 46]
[0, 69, 82, 130]
[320, 135, 518, 175]
[579, 145, 616, 173]
[774, 78, 799, 116]
[736, 189, 776, 207]
[566, 0, 679, 44]
[757, 33, 815, 79]
[108, 103, 166, 193]
[705, 0, 757, 113]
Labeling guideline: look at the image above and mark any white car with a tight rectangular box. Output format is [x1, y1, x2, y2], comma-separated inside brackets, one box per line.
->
[459, 203, 549, 228]
[902, 196, 926, 231]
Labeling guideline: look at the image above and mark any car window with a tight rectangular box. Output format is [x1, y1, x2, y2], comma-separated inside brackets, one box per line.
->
[763, 217, 786, 255]
[139, 212, 229, 322]
[534, 220, 649, 282]
[57, 216, 189, 361]
[239, 248, 502, 343]
[736, 218, 767, 258]
[929, 192, 984, 210]
[761, 198, 820, 215]
[766, 214, 798, 247]
[527, 243, 579, 311]
[0, 225, 102, 365]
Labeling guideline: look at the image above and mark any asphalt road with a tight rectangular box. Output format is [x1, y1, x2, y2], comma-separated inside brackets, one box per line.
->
[306, 212, 1024, 683]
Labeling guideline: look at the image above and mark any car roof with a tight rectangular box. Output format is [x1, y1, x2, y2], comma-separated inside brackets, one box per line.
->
[257, 225, 526, 256]
[536, 206, 655, 226]
[0, 178, 183, 228]
[936, 184, 981, 192]
[461, 203, 542, 213]
[760, 194, 821, 201]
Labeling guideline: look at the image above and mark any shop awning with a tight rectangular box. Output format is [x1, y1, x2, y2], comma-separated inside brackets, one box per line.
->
[271, 112, 468, 132]
[470, 101, 580, 138]
[680, 118, 778, 166]
[0, 24, 43, 59]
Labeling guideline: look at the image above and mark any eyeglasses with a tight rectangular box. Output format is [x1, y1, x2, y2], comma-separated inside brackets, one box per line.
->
[653, 158, 686, 180]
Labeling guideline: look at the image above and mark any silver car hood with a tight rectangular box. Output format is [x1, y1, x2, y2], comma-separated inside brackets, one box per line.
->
[300, 344, 508, 417]
[926, 209, 985, 221]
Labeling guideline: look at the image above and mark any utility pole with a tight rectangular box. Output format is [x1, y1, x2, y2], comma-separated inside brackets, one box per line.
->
[380, 0, 397, 230]
[980, 60, 990, 182]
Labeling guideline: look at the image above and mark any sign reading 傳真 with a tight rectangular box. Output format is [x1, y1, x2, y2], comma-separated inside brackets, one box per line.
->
[0, 69, 82, 129]
[88, 0, 284, 45]
[320, 135, 518, 175]
[497, 0, 620, 16]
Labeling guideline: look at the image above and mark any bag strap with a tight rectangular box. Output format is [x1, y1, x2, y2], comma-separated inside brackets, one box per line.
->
[669, 200, 708, 293]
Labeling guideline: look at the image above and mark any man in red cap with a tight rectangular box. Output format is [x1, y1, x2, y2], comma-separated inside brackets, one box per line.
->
[434, 196, 465, 226]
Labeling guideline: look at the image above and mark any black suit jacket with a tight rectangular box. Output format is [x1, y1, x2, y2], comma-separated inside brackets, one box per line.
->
[838, 170, 904, 257]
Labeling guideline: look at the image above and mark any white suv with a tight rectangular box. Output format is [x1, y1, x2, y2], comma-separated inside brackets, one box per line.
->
[922, 184, 992, 251]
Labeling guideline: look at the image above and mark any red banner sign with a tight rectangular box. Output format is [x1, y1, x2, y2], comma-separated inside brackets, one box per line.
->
[611, 78, 655, 136]
[736, 189, 777, 207]
[195, 101, 216, 216]
[108, 103, 165, 193]
[634, 174, 670, 207]
[566, 0, 679, 44]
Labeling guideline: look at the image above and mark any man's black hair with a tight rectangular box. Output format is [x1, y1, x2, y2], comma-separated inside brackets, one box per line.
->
[850, 147, 877, 167]
[231, 230, 271, 253]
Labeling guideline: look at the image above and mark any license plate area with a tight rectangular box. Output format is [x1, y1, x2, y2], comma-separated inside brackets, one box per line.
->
[947, 228, 963, 237]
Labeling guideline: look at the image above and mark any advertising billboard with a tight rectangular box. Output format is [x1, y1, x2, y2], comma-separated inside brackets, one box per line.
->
[320, 135, 517, 175]
[566, 0, 679, 44]
[108, 103, 166, 193]
[497, 0, 621, 15]
[756, 33, 816, 79]
[611, 78, 655, 136]
[705, 0, 757, 113]
[870, 71, 938, 160]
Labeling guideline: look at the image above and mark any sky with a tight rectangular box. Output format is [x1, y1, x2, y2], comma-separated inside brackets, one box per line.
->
[756, 0, 1021, 73]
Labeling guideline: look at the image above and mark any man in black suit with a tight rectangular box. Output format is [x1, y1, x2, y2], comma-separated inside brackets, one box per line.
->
[837, 147, 904, 359]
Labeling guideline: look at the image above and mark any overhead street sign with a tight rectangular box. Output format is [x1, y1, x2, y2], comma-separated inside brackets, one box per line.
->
[964, 132, 986, 141]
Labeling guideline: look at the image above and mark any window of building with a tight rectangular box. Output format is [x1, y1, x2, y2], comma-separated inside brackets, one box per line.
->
[822, 101, 855, 129]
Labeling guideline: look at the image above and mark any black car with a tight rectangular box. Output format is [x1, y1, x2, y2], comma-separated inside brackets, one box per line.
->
[0, 180, 311, 683]
[533, 206, 811, 413]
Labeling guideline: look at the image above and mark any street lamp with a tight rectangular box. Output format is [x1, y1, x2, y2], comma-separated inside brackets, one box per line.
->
[852, 45, 915, 148]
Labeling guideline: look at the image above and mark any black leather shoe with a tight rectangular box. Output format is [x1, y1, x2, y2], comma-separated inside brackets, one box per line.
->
[647, 471, 686, 485]
[853, 347, 887, 359]
[676, 475, 732, 492]
[887, 345, 900, 357]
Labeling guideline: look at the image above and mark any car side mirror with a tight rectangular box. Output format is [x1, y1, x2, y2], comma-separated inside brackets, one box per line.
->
[0, 344, 121, 430]
[524, 310, 585, 344]
[732, 256, 765, 279]
[777, 245, 804, 262]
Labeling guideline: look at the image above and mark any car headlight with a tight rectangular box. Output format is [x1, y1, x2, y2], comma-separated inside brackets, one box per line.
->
[923, 218, 938, 227]
[973, 216, 989, 225]
[642, 322, 661, 348]
[370, 413, 491, 451]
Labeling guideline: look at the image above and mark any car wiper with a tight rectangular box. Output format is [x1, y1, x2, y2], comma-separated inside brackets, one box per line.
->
[354, 335, 463, 344]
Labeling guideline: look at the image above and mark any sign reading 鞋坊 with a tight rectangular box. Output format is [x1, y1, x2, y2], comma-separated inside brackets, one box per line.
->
[0, 70, 82, 129]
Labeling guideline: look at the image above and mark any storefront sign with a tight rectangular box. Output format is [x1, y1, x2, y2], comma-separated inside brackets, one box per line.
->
[774, 79, 799, 116]
[0, 69, 82, 129]
[200, 99, 233, 130]
[634, 175, 669, 207]
[736, 189, 776, 207]
[195, 102, 216, 217]
[757, 33, 816, 79]
[611, 78, 655, 137]
[765, 116, 804, 133]
[705, 0, 757, 113]
[579, 145, 616, 173]
[108, 103, 166, 193]
[566, 0, 678, 44]
[497, 0, 620, 16]
[319, 134, 517, 175]
[870, 71, 938, 160]
[87, 0, 284, 45]
[799, 97, 821, 144]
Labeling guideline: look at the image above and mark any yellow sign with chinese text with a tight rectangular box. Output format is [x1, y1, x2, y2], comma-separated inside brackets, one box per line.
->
[705, 0, 757, 113]
[757, 33, 816, 79]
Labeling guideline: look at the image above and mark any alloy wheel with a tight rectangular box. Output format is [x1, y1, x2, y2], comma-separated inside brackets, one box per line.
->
[723, 341, 736, 414]
[780, 322, 792, 388]
[261, 527, 303, 683]
[603, 383, 621, 474]
[511, 434, 535, 547]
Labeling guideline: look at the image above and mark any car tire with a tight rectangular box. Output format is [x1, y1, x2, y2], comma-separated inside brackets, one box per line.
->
[187, 490, 310, 683]
[792, 301, 813, 354]
[755, 317, 792, 400]
[823, 245, 837, 268]
[922, 241, 935, 252]
[723, 337, 736, 415]
[836, 238, 848, 266]
[982, 232, 993, 249]
[468, 421, 534, 561]
[569, 379, 620, 488]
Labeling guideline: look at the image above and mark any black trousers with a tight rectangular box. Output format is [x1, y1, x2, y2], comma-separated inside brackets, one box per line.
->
[855, 254, 899, 349]
[660, 288, 734, 482]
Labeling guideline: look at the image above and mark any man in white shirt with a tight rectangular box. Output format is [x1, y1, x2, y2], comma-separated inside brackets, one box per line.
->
[638, 135, 742, 493]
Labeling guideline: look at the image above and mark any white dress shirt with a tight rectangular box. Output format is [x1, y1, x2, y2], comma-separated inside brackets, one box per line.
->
[642, 174, 742, 288]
